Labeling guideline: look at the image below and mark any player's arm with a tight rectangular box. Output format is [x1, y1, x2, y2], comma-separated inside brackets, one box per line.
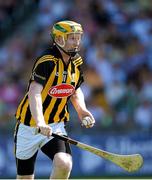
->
[28, 81, 52, 137]
[70, 87, 95, 128]
[28, 59, 55, 136]
[28, 81, 44, 125]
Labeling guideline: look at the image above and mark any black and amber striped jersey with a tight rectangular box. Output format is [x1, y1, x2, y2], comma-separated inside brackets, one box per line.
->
[15, 45, 84, 127]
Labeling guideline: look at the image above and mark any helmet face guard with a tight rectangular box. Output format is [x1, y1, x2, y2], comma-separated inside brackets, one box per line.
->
[51, 20, 83, 57]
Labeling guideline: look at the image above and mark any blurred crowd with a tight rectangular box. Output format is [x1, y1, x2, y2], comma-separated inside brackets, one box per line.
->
[0, 0, 38, 43]
[1, 0, 152, 132]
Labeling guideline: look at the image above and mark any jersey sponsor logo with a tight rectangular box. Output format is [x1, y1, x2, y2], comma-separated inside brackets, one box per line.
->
[48, 84, 75, 98]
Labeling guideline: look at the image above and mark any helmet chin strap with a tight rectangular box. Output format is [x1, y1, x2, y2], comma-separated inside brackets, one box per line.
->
[55, 41, 79, 57]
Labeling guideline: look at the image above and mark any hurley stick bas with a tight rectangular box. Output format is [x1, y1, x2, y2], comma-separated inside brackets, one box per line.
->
[36, 130, 143, 173]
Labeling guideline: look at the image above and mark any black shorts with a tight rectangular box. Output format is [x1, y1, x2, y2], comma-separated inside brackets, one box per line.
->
[16, 137, 71, 175]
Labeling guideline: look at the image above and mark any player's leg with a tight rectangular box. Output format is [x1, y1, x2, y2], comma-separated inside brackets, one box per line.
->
[41, 137, 72, 179]
[14, 122, 40, 179]
[51, 152, 72, 179]
[16, 152, 38, 179]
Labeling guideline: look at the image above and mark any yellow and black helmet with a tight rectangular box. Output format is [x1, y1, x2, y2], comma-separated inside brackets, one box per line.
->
[51, 20, 83, 40]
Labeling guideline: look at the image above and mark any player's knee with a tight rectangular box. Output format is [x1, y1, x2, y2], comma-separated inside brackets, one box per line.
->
[53, 153, 72, 172]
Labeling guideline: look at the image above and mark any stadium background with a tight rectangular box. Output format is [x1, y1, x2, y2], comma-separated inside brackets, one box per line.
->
[0, 0, 152, 179]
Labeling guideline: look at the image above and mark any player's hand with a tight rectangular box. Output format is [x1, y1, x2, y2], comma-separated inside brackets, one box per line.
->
[81, 115, 95, 128]
[37, 123, 52, 138]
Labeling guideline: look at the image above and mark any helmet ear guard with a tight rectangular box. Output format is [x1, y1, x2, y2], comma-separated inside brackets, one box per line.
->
[53, 35, 65, 48]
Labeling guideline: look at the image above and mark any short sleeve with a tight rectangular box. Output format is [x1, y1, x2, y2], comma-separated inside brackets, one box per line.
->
[31, 61, 55, 86]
